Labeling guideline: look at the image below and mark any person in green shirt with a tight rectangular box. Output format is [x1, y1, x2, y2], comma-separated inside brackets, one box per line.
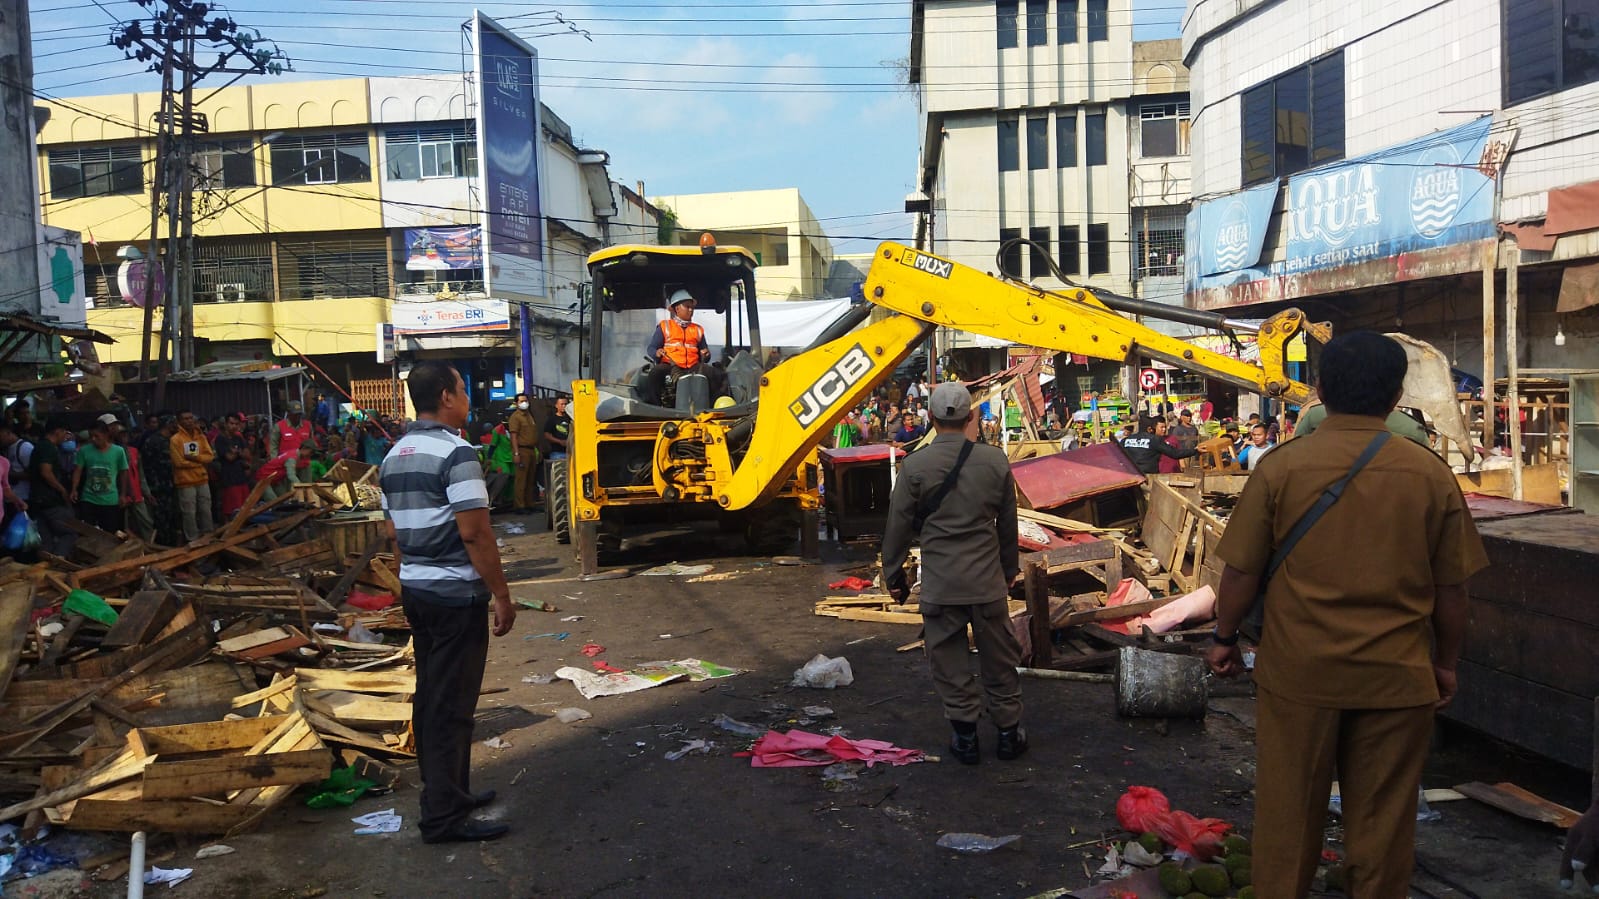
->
[70, 421, 129, 534]
[830, 411, 860, 449]
[480, 422, 515, 508]
[307, 452, 331, 483]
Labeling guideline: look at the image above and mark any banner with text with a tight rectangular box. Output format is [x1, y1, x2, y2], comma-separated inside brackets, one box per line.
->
[392, 299, 511, 335]
[474, 12, 546, 301]
[1187, 116, 1496, 295]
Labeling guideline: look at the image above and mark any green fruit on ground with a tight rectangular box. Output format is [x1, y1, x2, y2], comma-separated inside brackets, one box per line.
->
[1189, 864, 1231, 897]
[1139, 831, 1167, 855]
[1157, 862, 1192, 896]
[1229, 858, 1252, 888]
[1222, 834, 1252, 857]
[1237, 887, 1256, 899]
[1184, 894, 1207, 899]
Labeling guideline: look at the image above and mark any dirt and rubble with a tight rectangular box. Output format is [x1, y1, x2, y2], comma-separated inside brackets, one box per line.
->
[0, 486, 1586, 897]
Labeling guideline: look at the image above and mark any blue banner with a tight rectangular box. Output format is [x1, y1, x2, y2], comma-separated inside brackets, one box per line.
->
[476, 15, 546, 300]
[404, 226, 482, 271]
[1186, 116, 1496, 294]
[1184, 181, 1277, 281]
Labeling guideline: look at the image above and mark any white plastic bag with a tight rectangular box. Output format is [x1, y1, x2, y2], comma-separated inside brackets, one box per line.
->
[790, 654, 854, 689]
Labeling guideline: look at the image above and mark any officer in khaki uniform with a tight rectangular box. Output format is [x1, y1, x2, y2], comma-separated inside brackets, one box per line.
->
[506, 394, 539, 513]
[882, 382, 1027, 765]
[1208, 332, 1489, 898]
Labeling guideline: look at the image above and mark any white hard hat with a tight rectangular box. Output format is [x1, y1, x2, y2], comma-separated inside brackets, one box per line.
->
[668, 288, 695, 309]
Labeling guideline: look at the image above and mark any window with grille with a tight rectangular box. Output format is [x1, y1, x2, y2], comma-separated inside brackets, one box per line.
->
[191, 239, 274, 303]
[1134, 210, 1186, 278]
[1139, 102, 1191, 158]
[85, 261, 126, 309]
[270, 132, 372, 185]
[195, 140, 256, 190]
[277, 235, 389, 300]
[385, 123, 479, 181]
[47, 145, 144, 199]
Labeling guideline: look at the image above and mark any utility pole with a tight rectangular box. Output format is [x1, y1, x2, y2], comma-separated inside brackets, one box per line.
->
[112, 0, 288, 405]
[0, 0, 40, 325]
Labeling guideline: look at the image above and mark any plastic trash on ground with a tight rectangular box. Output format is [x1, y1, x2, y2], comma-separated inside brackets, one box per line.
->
[554, 707, 591, 724]
[194, 844, 235, 859]
[351, 808, 402, 834]
[791, 654, 854, 689]
[712, 713, 766, 737]
[144, 866, 194, 887]
[936, 833, 1021, 853]
[304, 766, 375, 808]
[664, 739, 713, 761]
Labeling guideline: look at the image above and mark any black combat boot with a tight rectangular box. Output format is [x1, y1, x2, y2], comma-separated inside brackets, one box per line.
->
[949, 721, 980, 765]
[997, 726, 1028, 760]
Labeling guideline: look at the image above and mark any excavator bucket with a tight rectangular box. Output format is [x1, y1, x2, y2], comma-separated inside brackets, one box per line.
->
[1387, 332, 1476, 465]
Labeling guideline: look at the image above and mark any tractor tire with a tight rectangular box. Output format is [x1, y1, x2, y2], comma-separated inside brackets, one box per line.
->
[550, 462, 572, 545]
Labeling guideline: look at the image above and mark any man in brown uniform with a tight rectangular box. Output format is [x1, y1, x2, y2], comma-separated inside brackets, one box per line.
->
[506, 393, 539, 514]
[1207, 332, 1488, 897]
[882, 382, 1026, 765]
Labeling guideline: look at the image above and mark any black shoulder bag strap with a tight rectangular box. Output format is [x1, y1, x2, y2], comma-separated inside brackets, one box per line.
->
[1241, 431, 1391, 640]
[913, 440, 974, 533]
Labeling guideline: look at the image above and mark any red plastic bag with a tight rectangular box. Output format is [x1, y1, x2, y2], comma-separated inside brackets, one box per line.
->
[1115, 786, 1171, 833]
[1152, 809, 1230, 860]
[345, 589, 394, 611]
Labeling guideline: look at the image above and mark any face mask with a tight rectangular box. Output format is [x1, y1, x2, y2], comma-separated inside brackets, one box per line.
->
[517, 402, 529, 411]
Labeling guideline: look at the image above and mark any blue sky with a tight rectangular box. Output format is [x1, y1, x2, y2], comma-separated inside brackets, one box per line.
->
[29, 0, 1183, 257]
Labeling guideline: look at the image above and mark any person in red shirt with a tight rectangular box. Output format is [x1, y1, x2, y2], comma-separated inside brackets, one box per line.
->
[257, 441, 315, 500]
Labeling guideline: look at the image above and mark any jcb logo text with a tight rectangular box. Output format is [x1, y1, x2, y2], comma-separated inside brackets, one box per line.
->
[790, 344, 874, 427]
[898, 249, 953, 279]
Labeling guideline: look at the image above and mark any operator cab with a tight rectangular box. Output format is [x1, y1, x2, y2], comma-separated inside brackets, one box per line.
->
[585, 234, 765, 422]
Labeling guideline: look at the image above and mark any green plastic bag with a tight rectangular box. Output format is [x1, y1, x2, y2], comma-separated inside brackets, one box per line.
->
[63, 589, 118, 627]
[304, 766, 376, 809]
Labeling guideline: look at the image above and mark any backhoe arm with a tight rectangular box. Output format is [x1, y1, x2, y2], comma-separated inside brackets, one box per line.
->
[863, 243, 1319, 405]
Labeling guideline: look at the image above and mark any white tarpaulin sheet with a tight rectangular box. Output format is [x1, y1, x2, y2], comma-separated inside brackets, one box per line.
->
[657, 297, 856, 350]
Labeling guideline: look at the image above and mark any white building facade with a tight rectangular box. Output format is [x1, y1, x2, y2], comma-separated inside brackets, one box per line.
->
[909, 1, 1193, 367]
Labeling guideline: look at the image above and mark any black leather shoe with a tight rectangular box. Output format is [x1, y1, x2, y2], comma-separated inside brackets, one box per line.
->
[949, 731, 980, 766]
[423, 818, 510, 844]
[472, 789, 496, 809]
[997, 727, 1028, 761]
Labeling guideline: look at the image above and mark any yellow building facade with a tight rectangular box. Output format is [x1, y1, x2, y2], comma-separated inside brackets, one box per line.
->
[41, 78, 418, 366]
[649, 189, 835, 301]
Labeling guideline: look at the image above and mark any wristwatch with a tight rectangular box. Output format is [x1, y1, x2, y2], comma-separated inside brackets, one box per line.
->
[1211, 628, 1240, 647]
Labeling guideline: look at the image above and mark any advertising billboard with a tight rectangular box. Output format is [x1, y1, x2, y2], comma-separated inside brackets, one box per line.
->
[473, 13, 546, 302]
[404, 226, 482, 271]
[1186, 116, 1498, 296]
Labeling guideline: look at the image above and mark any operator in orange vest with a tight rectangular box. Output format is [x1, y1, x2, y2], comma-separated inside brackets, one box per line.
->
[644, 289, 725, 406]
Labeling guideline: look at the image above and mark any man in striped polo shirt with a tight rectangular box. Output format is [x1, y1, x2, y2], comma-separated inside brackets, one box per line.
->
[381, 361, 517, 844]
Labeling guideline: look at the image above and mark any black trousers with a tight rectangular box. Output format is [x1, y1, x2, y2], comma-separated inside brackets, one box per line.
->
[403, 591, 490, 840]
[77, 501, 125, 535]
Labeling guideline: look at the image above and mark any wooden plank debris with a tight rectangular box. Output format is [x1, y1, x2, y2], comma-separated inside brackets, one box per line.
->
[1455, 781, 1582, 828]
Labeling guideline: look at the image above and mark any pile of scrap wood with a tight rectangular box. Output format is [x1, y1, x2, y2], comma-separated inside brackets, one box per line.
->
[0, 479, 418, 839]
[816, 477, 1248, 673]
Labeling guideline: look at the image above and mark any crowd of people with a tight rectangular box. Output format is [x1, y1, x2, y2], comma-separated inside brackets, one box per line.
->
[0, 390, 409, 559]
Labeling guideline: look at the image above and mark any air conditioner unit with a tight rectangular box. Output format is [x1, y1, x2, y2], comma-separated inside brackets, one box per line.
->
[216, 282, 246, 303]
